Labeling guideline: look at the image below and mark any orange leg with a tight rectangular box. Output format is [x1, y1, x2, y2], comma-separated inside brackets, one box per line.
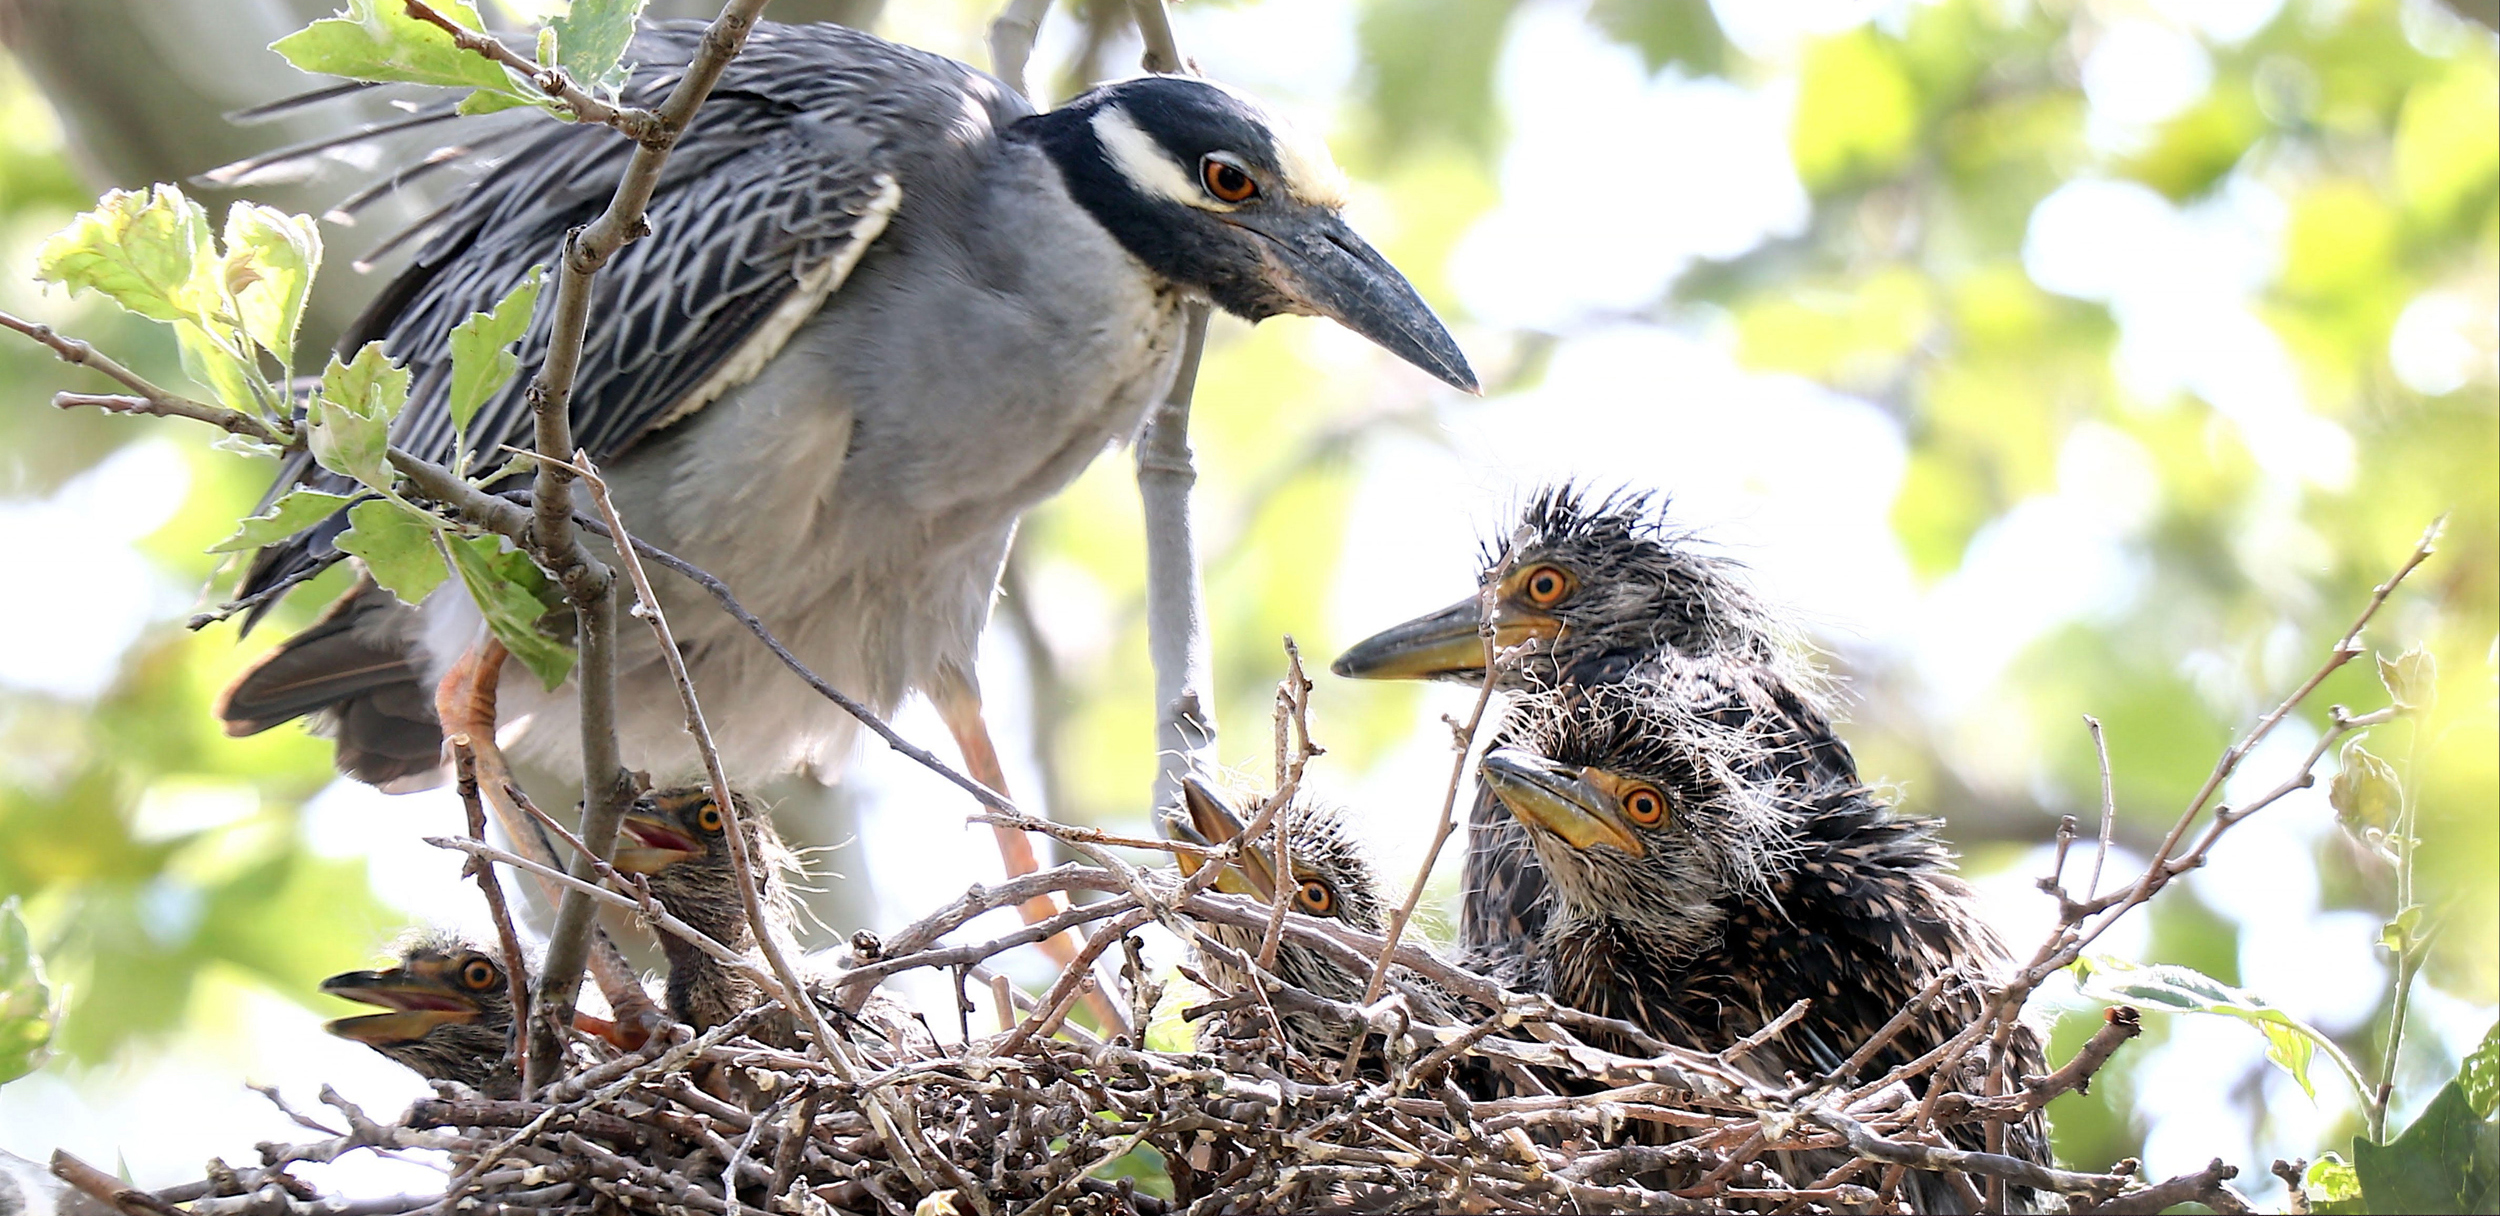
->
[436, 636, 666, 1048]
[932, 665, 1126, 1032]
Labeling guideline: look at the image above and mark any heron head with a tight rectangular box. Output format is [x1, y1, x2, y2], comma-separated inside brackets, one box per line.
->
[611, 785, 790, 947]
[320, 932, 516, 1088]
[1478, 681, 1797, 958]
[1033, 75, 1476, 393]
[1332, 485, 1782, 686]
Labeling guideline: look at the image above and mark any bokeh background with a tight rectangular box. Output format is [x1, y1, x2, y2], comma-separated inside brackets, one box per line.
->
[0, 0, 2493, 1204]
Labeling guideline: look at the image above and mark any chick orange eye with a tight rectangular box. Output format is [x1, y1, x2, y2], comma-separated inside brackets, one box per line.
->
[696, 801, 725, 834]
[1522, 565, 1572, 607]
[1201, 156, 1257, 203]
[460, 958, 500, 991]
[1622, 785, 1667, 828]
[1296, 879, 1336, 916]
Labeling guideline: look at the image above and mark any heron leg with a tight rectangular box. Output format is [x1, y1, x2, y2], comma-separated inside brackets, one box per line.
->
[932, 663, 1129, 1033]
[434, 635, 667, 1050]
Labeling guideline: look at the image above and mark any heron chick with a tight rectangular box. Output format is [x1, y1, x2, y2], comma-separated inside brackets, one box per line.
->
[1481, 679, 2050, 1209]
[320, 931, 520, 1097]
[1333, 486, 1857, 981]
[613, 786, 928, 1057]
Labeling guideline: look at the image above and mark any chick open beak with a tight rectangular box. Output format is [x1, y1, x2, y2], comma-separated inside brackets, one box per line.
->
[1330, 596, 1563, 682]
[1479, 748, 1645, 857]
[1173, 776, 1282, 902]
[610, 811, 699, 875]
[319, 963, 483, 1046]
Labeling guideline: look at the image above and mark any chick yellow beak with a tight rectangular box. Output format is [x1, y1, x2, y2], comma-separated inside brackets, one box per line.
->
[1174, 776, 1282, 902]
[1329, 596, 1561, 682]
[1479, 748, 1645, 857]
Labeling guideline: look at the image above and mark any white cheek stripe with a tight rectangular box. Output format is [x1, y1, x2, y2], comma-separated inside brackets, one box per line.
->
[1267, 120, 1349, 209]
[1093, 106, 1213, 210]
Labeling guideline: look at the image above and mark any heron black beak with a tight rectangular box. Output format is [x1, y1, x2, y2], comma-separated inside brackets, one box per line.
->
[1479, 748, 1645, 857]
[1174, 776, 1282, 902]
[319, 962, 483, 1046]
[611, 810, 699, 875]
[1227, 209, 1477, 393]
[1331, 596, 1562, 682]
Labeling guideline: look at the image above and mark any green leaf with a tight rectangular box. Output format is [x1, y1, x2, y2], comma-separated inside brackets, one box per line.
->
[2306, 1152, 2363, 1207]
[444, 535, 573, 690]
[306, 393, 391, 489]
[2383, 905, 2426, 957]
[2353, 1079, 2500, 1214]
[549, 0, 645, 94]
[2378, 646, 2438, 714]
[176, 319, 262, 417]
[456, 87, 536, 116]
[321, 341, 411, 425]
[2331, 738, 2402, 849]
[0, 897, 57, 1085]
[335, 499, 449, 605]
[220, 203, 322, 369]
[2463, 1022, 2500, 1120]
[35, 184, 217, 323]
[271, 0, 515, 93]
[207, 489, 355, 554]
[2070, 956, 2367, 1102]
[447, 265, 544, 443]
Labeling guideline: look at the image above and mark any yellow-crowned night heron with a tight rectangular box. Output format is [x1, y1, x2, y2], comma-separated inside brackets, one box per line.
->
[319, 931, 522, 1096]
[218, 20, 1473, 797]
[611, 784, 931, 1055]
[1479, 679, 2050, 1210]
[1332, 487, 1854, 982]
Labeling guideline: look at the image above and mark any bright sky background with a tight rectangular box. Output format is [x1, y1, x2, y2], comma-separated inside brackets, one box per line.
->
[4, 0, 2494, 1196]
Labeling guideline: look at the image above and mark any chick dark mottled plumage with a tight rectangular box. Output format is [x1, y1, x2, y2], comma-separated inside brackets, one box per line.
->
[615, 786, 927, 1055]
[1334, 486, 1855, 979]
[1483, 681, 2050, 1210]
[320, 931, 518, 1097]
[1173, 778, 1462, 1070]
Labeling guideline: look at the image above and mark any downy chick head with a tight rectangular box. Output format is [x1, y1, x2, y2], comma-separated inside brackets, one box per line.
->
[610, 784, 793, 947]
[1477, 679, 1798, 962]
[321, 930, 516, 1094]
[1333, 485, 1795, 688]
[1171, 775, 1386, 1007]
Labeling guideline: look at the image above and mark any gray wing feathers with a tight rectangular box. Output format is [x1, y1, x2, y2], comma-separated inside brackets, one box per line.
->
[239, 21, 1013, 606]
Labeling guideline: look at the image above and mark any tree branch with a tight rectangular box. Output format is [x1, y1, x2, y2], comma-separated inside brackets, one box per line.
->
[2, 310, 289, 447]
[399, 1, 666, 142]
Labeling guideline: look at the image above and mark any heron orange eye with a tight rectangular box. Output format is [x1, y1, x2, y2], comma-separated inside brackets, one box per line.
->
[1521, 565, 1573, 607]
[1622, 785, 1668, 828]
[1296, 879, 1336, 916]
[1201, 156, 1258, 203]
[460, 958, 500, 991]
[695, 801, 725, 834]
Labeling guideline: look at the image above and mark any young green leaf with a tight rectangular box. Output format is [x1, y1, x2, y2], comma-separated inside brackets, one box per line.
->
[2463, 1022, 2500, 1120]
[2383, 905, 2426, 957]
[176, 320, 263, 417]
[0, 897, 56, 1086]
[444, 535, 574, 690]
[335, 500, 449, 605]
[271, 0, 516, 94]
[2331, 738, 2402, 846]
[322, 342, 412, 425]
[2377, 646, 2437, 714]
[548, 0, 647, 93]
[34, 184, 217, 323]
[208, 489, 356, 554]
[2071, 956, 2369, 1103]
[2351, 1079, 2499, 1214]
[2306, 1152, 2363, 1206]
[306, 393, 392, 489]
[448, 265, 545, 442]
[220, 203, 322, 369]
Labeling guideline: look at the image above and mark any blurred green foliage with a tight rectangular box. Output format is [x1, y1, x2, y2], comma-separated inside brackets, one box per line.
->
[0, 0, 2491, 1199]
